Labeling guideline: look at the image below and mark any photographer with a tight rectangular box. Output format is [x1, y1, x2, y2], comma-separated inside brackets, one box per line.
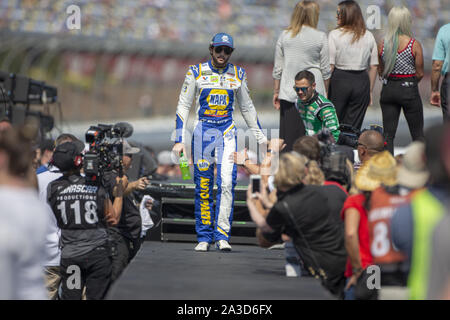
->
[102, 140, 150, 283]
[247, 152, 347, 298]
[47, 141, 127, 300]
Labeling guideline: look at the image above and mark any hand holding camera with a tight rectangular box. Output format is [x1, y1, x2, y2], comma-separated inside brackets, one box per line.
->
[130, 176, 150, 191]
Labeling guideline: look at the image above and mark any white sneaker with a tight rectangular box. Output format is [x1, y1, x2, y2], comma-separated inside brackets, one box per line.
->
[216, 240, 232, 251]
[195, 242, 209, 252]
[268, 243, 286, 250]
[285, 263, 301, 277]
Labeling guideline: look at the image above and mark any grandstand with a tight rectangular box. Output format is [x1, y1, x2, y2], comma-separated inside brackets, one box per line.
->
[0, 0, 447, 122]
[1, 0, 446, 47]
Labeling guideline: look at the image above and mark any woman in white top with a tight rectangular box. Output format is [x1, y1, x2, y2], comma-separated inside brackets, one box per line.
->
[328, 0, 378, 131]
[272, 1, 331, 152]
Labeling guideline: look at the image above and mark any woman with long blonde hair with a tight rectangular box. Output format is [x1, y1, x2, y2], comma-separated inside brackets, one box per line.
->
[272, 1, 331, 152]
[378, 6, 424, 154]
[274, 152, 324, 189]
[328, 0, 379, 131]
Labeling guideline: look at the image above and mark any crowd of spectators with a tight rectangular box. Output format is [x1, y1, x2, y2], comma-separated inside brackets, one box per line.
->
[0, 0, 446, 60]
[0, 0, 449, 301]
[245, 122, 450, 299]
[1, 105, 449, 300]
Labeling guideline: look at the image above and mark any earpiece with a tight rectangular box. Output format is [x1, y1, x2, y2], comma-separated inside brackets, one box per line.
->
[74, 155, 83, 167]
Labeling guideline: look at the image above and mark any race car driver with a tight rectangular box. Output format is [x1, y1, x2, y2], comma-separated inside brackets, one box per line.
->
[294, 70, 341, 142]
[172, 32, 268, 252]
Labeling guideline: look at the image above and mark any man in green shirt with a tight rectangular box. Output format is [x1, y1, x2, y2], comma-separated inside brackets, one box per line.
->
[294, 70, 341, 142]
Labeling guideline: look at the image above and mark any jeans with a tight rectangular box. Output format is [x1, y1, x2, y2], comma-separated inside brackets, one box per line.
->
[284, 241, 301, 277]
[344, 278, 355, 300]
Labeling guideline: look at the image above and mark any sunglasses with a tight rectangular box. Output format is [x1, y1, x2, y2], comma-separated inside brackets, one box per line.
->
[293, 86, 310, 94]
[214, 46, 233, 55]
[357, 142, 367, 148]
[357, 141, 385, 152]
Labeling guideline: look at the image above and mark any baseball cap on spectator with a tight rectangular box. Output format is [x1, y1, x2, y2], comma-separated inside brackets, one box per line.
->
[51, 140, 85, 172]
[158, 150, 176, 166]
[210, 33, 234, 49]
[397, 141, 429, 189]
[123, 140, 140, 155]
[355, 151, 397, 191]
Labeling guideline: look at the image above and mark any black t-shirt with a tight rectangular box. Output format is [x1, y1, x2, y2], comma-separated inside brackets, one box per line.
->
[102, 171, 142, 240]
[321, 183, 348, 227]
[47, 174, 109, 258]
[263, 184, 347, 295]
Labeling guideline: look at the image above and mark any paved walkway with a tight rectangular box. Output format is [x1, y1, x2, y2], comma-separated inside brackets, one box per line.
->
[107, 241, 333, 300]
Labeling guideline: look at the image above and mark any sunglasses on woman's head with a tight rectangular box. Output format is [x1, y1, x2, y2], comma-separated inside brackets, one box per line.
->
[214, 46, 233, 55]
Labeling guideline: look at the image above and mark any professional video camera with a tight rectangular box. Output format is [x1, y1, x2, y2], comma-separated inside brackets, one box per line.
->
[337, 124, 384, 149]
[337, 124, 360, 149]
[317, 125, 360, 165]
[0, 71, 58, 107]
[316, 128, 338, 163]
[83, 122, 133, 181]
[0, 71, 57, 139]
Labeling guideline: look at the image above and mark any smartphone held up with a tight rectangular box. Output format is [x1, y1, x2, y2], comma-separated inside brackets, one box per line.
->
[250, 174, 261, 198]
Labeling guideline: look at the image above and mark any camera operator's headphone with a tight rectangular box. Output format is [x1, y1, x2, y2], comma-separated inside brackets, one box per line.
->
[48, 153, 83, 169]
[74, 155, 83, 167]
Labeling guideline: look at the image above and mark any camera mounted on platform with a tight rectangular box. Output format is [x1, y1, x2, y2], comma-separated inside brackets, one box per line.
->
[0, 71, 57, 138]
[337, 124, 360, 149]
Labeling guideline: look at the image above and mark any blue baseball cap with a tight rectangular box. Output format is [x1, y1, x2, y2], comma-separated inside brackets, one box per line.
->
[210, 33, 234, 49]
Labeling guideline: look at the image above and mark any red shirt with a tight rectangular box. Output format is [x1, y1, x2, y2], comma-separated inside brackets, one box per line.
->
[341, 194, 373, 278]
[324, 180, 348, 195]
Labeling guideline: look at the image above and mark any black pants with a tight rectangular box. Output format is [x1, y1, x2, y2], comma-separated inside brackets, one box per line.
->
[279, 99, 305, 152]
[127, 237, 142, 262]
[442, 73, 449, 121]
[380, 77, 424, 154]
[60, 246, 112, 300]
[328, 68, 370, 131]
[109, 229, 130, 283]
[108, 229, 142, 282]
